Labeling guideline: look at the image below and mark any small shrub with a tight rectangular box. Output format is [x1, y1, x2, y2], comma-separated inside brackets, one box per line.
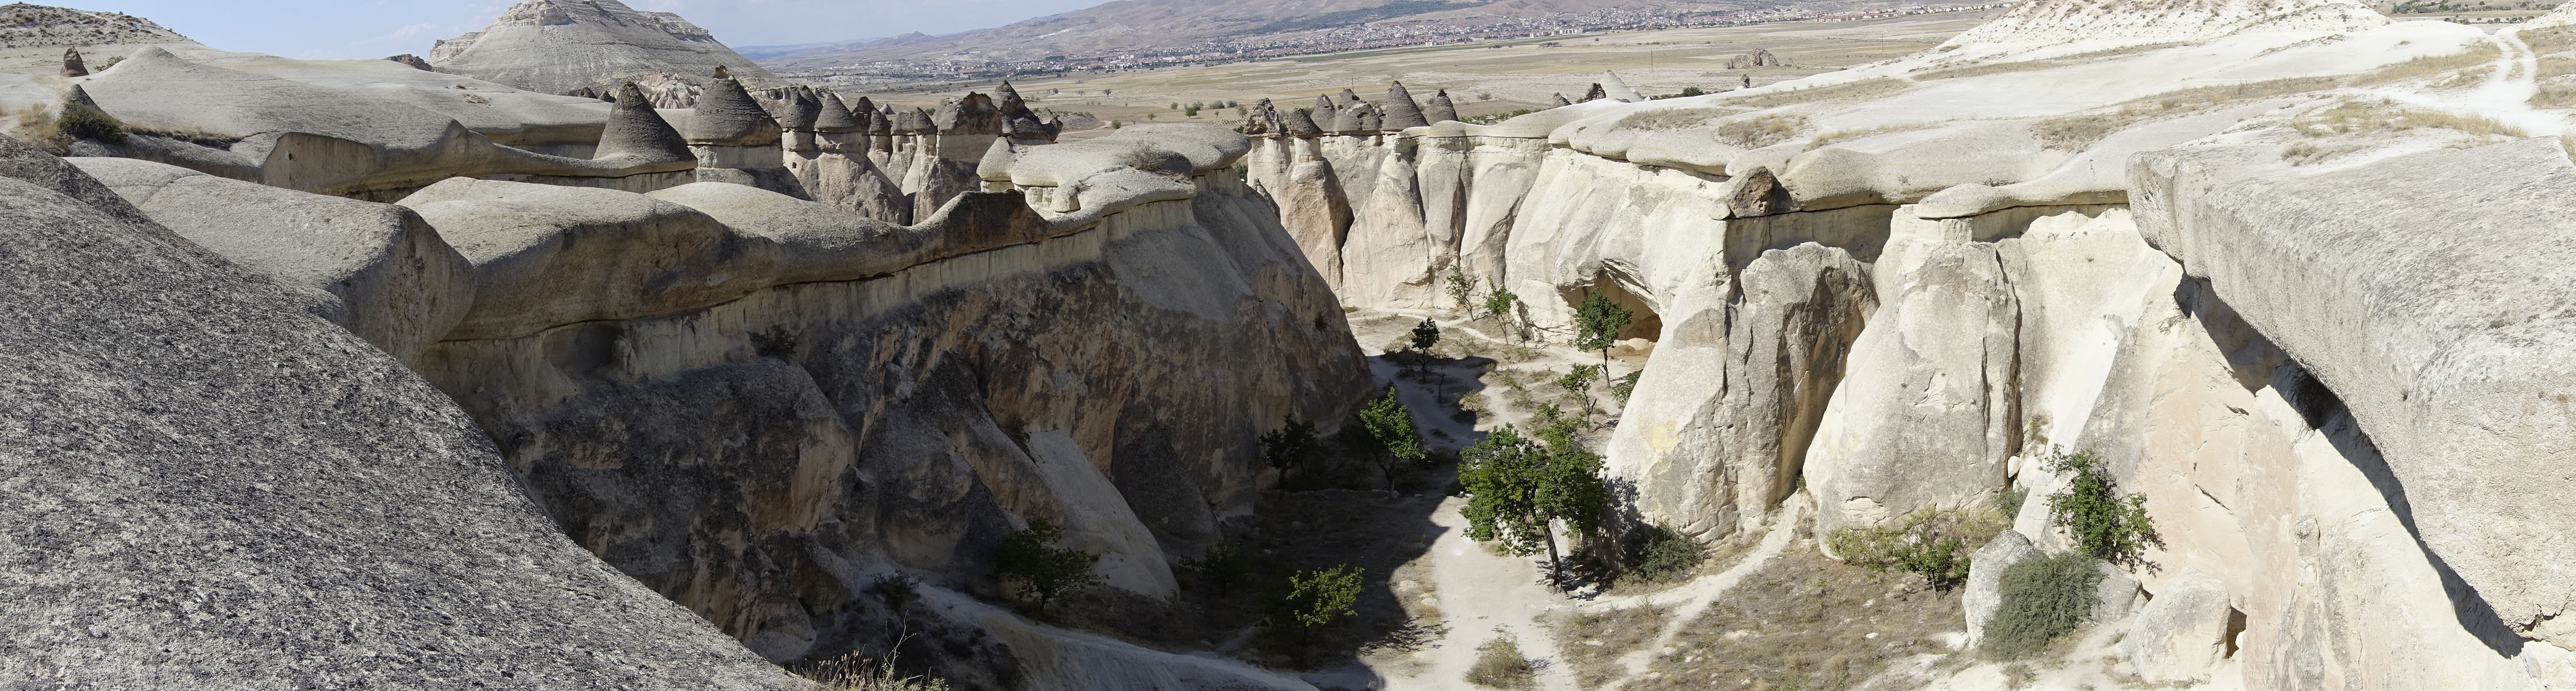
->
[1609, 370, 1640, 406]
[1274, 564, 1364, 662]
[1260, 415, 1323, 484]
[2040, 446, 2159, 567]
[1982, 552, 2103, 658]
[993, 518, 1100, 613]
[1825, 506, 2006, 590]
[1996, 485, 2028, 518]
[1465, 635, 1536, 689]
[55, 100, 124, 144]
[1620, 522, 1703, 583]
[865, 573, 919, 608]
[1179, 538, 1253, 595]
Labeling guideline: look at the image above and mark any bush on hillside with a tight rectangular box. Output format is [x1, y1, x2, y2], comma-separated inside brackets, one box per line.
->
[1826, 506, 2007, 590]
[1983, 552, 2104, 659]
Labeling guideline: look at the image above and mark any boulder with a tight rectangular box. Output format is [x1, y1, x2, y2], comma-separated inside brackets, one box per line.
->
[2094, 562, 2143, 621]
[385, 53, 435, 70]
[1964, 530, 2038, 646]
[70, 157, 475, 365]
[2121, 569, 2236, 684]
[60, 47, 86, 77]
[0, 136, 789, 689]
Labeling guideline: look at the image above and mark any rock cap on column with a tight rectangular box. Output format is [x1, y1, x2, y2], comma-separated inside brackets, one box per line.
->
[1425, 89, 1459, 124]
[814, 90, 862, 133]
[598, 82, 692, 164]
[1283, 108, 1323, 138]
[1381, 81, 1429, 129]
[686, 77, 781, 146]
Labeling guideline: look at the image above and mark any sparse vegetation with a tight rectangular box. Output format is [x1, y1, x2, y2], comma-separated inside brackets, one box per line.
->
[1573, 289, 1634, 377]
[1553, 606, 1668, 687]
[2292, 97, 2525, 138]
[1483, 279, 1520, 325]
[1981, 552, 2104, 659]
[2350, 44, 2503, 86]
[1825, 506, 2008, 590]
[792, 649, 953, 691]
[1555, 364, 1600, 418]
[2040, 446, 2159, 567]
[1806, 121, 1937, 149]
[1445, 265, 1477, 312]
[1630, 535, 1961, 691]
[865, 573, 920, 608]
[2537, 83, 2576, 109]
[1465, 634, 1538, 689]
[1609, 370, 1640, 407]
[1714, 113, 1810, 148]
[993, 518, 1101, 614]
[1727, 77, 1909, 109]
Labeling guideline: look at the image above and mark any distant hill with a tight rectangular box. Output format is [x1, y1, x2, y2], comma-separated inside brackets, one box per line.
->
[754, 0, 1771, 70]
[428, 0, 781, 95]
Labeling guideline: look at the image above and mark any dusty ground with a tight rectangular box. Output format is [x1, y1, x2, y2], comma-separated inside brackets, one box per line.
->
[834, 11, 1996, 135]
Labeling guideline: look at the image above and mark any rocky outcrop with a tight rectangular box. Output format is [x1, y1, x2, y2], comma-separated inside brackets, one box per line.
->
[58, 46, 82, 76]
[1724, 48, 1783, 69]
[0, 134, 790, 689]
[1425, 90, 1460, 124]
[428, 0, 781, 96]
[1382, 81, 1430, 130]
[2124, 568, 2237, 684]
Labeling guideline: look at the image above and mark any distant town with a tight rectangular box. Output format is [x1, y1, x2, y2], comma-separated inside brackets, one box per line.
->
[775, 2, 2012, 91]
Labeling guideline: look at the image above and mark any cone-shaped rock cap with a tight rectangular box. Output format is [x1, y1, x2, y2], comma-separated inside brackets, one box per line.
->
[1329, 104, 1367, 134]
[1359, 105, 1383, 132]
[933, 92, 1003, 135]
[687, 77, 781, 146]
[996, 80, 1030, 116]
[598, 82, 692, 164]
[61, 48, 86, 78]
[1583, 83, 1608, 102]
[815, 90, 862, 132]
[898, 108, 935, 134]
[1552, 93, 1573, 107]
[1596, 71, 1642, 102]
[1425, 90, 1459, 124]
[1338, 88, 1363, 108]
[1284, 108, 1323, 137]
[867, 106, 893, 135]
[777, 86, 821, 131]
[1381, 81, 1429, 129]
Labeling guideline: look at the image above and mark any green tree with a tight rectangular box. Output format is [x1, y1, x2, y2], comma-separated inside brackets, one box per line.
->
[1555, 365, 1601, 419]
[1444, 265, 1477, 312]
[1459, 424, 1607, 589]
[1274, 564, 1364, 662]
[1260, 415, 1322, 486]
[1482, 279, 1519, 322]
[1355, 389, 1424, 487]
[994, 518, 1101, 614]
[1573, 289, 1634, 375]
[1411, 317, 1441, 355]
[2041, 446, 2159, 567]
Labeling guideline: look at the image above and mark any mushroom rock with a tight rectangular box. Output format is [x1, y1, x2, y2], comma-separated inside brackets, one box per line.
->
[595, 82, 692, 165]
[1425, 89, 1459, 124]
[847, 95, 876, 116]
[685, 77, 781, 147]
[814, 90, 862, 133]
[1284, 108, 1323, 138]
[1312, 94, 1337, 126]
[62, 48, 86, 78]
[777, 86, 821, 132]
[1329, 103, 1366, 134]
[1243, 100, 1273, 136]
[933, 92, 1003, 135]
[901, 109, 936, 134]
[867, 106, 894, 136]
[1381, 81, 1429, 130]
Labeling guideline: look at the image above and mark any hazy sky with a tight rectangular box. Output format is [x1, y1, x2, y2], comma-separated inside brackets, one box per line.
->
[57, 0, 1106, 60]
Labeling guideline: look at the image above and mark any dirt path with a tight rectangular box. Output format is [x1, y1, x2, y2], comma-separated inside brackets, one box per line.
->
[1592, 496, 1807, 690]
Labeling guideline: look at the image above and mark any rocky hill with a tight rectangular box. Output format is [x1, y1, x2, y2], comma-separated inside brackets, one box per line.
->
[429, 0, 781, 96]
[757, 0, 1782, 69]
[0, 2, 200, 75]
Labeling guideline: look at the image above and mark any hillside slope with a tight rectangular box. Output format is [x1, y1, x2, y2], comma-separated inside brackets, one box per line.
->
[428, 0, 780, 95]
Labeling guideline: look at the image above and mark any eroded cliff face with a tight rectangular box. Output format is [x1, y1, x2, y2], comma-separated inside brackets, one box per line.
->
[72, 123, 1364, 690]
[1252, 3, 2576, 682]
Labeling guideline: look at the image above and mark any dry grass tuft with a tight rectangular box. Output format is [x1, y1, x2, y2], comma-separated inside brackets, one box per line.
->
[792, 650, 952, 691]
[1714, 113, 1812, 149]
[1622, 535, 1964, 691]
[2540, 55, 2576, 79]
[1726, 78, 1909, 109]
[1806, 122, 1938, 150]
[2535, 82, 2576, 108]
[2528, 25, 2576, 56]
[2293, 97, 2526, 138]
[2349, 44, 2503, 86]
[2281, 141, 2361, 166]
[1466, 634, 1539, 690]
[5, 104, 63, 154]
[1551, 606, 1669, 689]
[2033, 77, 2349, 151]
